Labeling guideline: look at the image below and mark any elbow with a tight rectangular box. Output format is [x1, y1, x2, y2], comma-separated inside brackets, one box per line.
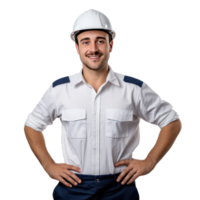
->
[161, 118, 182, 135]
[171, 118, 182, 136]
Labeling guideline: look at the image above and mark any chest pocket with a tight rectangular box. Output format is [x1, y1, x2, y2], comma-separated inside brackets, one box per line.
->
[106, 109, 133, 138]
[61, 109, 87, 139]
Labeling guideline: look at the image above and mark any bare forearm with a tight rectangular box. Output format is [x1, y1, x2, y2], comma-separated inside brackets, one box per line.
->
[145, 119, 182, 167]
[24, 125, 55, 170]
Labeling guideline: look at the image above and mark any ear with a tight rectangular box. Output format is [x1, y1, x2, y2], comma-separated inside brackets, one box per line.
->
[109, 40, 113, 53]
[73, 43, 80, 56]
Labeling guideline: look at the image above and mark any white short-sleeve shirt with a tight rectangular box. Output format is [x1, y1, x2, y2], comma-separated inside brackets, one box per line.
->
[24, 65, 179, 175]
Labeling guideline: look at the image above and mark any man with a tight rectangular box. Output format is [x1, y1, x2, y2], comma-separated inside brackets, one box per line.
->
[24, 9, 182, 200]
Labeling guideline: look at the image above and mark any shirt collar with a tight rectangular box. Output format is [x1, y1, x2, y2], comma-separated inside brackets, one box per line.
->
[70, 65, 120, 87]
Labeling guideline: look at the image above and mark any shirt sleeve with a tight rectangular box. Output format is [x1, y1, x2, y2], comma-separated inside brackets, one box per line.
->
[136, 82, 179, 129]
[24, 84, 58, 132]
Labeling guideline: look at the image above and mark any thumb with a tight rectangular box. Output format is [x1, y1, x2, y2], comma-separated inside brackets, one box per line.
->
[115, 160, 130, 166]
[115, 161, 121, 167]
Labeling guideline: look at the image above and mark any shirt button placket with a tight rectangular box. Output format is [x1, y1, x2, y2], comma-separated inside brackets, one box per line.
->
[92, 89, 97, 174]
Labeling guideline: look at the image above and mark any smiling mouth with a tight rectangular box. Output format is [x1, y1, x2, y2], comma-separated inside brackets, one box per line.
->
[87, 55, 102, 60]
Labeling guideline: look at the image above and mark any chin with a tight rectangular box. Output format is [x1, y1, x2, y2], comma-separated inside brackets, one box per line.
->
[84, 64, 103, 70]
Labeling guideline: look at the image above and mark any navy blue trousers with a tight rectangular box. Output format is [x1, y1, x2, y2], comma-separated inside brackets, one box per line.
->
[53, 172, 139, 200]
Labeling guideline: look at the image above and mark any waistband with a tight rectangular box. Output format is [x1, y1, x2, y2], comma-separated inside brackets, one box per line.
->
[72, 173, 120, 185]
[76, 172, 121, 181]
[63, 173, 137, 185]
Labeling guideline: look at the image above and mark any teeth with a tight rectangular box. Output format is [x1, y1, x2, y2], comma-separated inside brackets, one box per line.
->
[88, 55, 101, 58]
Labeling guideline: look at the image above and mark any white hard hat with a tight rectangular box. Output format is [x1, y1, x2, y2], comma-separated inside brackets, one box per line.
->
[70, 9, 116, 42]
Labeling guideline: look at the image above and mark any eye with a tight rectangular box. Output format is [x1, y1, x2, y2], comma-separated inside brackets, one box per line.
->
[82, 41, 104, 45]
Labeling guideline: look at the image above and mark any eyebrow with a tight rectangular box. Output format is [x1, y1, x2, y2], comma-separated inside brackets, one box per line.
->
[80, 37, 106, 42]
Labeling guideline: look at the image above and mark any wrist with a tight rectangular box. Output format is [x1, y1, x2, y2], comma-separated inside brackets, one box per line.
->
[43, 160, 55, 171]
[145, 156, 157, 169]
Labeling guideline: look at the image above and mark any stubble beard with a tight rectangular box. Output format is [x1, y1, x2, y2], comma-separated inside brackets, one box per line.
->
[80, 52, 110, 71]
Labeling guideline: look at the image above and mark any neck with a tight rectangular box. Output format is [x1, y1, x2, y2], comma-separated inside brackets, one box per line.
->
[82, 64, 109, 89]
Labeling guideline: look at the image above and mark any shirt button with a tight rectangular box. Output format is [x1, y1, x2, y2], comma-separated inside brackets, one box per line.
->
[96, 179, 100, 182]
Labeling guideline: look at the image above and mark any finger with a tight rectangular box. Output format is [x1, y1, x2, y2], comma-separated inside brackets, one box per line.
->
[72, 173, 81, 183]
[73, 166, 81, 172]
[63, 174, 78, 186]
[58, 177, 72, 188]
[127, 171, 140, 184]
[115, 160, 124, 167]
[72, 173, 82, 184]
[67, 164, 81, 172]
[63, 165, 82, 184]
[126, 170, 137, 185]
[115, 160, 130, 167]
[116, 168, 132, 182]
[67, 172, 80, 186]
[68, 172, 81, 186]
[121, 170, 135, 185]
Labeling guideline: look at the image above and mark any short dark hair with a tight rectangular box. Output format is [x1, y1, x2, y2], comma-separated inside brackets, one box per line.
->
[75, 29, 112, 46]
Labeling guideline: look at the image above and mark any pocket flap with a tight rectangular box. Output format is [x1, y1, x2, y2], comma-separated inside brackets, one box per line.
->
[106, 109, 133, 121]
[62, 109, 86, 121]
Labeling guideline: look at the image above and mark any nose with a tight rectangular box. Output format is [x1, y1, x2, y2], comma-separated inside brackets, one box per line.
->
[89, 41, 99, 53]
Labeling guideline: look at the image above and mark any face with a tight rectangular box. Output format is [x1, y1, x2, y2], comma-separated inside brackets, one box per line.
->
[75, 30, 113, 71]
